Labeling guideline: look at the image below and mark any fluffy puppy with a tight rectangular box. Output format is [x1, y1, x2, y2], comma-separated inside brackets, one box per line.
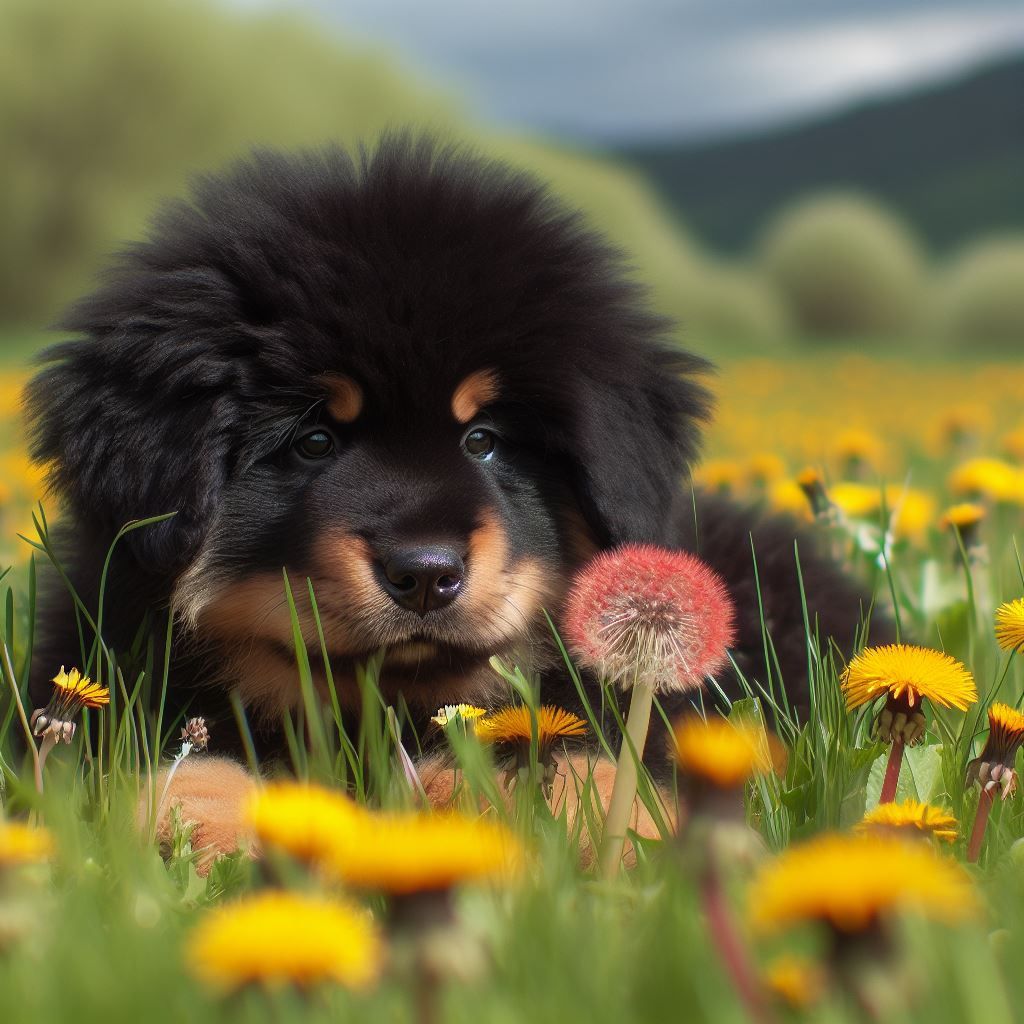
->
[26, 137, 881, 795]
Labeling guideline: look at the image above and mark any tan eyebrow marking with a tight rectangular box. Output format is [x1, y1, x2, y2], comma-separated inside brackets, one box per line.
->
[322, 374, 363, 423]
[451, 369, 500, 424]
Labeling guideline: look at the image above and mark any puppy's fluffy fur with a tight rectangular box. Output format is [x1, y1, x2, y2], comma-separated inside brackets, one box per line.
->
[27, 136, 882, 771]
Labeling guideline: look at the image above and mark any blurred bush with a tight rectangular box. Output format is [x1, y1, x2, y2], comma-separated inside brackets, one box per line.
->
[682, 264, 790, 347]
[934, 236, 1024, 350]
[0, 0, 715, 346]
[756, 193, 926, 339]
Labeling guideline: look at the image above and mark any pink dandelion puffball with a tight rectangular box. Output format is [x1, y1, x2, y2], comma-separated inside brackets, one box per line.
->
[564, 543, 736, 694]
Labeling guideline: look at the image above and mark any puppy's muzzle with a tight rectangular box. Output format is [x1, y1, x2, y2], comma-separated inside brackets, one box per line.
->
[379, 545, 465, 615]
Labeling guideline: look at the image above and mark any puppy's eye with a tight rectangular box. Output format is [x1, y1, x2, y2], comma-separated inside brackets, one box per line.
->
[463, 428, 496, 459]
[294, 429, 335, 460]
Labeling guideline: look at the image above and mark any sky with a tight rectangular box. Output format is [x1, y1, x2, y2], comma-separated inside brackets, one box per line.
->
[248, 1, 1024, 142]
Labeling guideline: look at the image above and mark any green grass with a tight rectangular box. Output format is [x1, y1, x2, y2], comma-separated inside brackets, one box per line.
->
[2, 369, 1024, 1023]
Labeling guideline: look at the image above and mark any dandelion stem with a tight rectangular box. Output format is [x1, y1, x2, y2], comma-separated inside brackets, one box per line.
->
[702, 860, 775, 1024]
[967, 785, 995, 864]
[35, 732, 58, 795]
[1, 641, 42, 792]
[599, 681, 654, 880]
[878, 736, 904, 804]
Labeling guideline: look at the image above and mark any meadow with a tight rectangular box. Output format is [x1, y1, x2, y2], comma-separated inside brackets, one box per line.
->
[2, 347, 1024, 1024]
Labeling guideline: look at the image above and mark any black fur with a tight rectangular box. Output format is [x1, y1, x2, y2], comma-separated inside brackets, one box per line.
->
[26, 136, 884, 769]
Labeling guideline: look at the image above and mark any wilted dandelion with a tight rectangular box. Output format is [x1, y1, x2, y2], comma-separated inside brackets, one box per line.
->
[749, 832, 978, 935]
[180, 717, 209, 751]
[564, 544, 734, 879]
[186, 891, 382, 992]
[995, 598, 1024, 654]
[842, 644, 976, 803]
[31, 666, 109, 743]
[856, 800, 958, 843]
[0, 821, 54, 868]
[966, 702, 1024, 863]
[30, 666, 110, 791]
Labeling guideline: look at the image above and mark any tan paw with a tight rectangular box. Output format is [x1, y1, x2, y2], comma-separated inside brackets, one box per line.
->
[550, 751, 676, 868]
[417, 749, 676, 868]
[143, 757, 258, 875]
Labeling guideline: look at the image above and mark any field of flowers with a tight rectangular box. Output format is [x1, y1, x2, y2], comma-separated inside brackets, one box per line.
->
[2, 351, 1024, 1024]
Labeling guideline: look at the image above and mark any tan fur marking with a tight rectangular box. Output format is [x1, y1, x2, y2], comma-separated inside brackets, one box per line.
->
[323, 374, 363, 423]
[144, 757, 257, 876]
[550, 752, 676, 868]
[451, 369, 499, 424]
[195, 575, 297, 649]
[417, 749, 675, 867]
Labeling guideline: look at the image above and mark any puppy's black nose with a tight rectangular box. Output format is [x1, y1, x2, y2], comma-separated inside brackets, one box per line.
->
[381, 546, 465, 614]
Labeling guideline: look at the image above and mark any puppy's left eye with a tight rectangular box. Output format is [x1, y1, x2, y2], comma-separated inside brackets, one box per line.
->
[463, 428, 496, 459]
[294, 429, 335, 460]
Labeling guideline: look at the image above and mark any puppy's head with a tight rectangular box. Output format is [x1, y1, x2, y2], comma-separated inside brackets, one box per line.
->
[27, 136, 712, 716]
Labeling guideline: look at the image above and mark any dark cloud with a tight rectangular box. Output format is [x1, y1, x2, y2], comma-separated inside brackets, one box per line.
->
[289, 0, 1024, 140]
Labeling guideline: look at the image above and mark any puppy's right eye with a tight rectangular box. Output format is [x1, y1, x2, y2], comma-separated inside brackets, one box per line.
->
[294, 430, 335, 460]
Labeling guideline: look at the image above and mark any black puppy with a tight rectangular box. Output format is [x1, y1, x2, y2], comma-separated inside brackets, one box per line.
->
[26, 136, 879, 778]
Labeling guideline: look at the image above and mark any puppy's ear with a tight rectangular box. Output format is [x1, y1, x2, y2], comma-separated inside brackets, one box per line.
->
[26, 334, 233, 574]
[570, 348, 712, 547]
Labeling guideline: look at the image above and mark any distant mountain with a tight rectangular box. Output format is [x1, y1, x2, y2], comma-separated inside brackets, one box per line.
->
[616, 54, 1024, 254]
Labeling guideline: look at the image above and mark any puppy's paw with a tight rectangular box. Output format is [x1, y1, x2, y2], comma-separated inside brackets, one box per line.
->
[144, 757, 258, 875]
[550, 752, 676, 869]
[417, 749, 675, 869]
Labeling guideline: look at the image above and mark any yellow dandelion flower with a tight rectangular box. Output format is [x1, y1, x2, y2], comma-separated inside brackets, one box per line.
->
[749, 832, 979, 934]
[186, 891, 382, 992]
[976, 702, 1024, 770]
[51, 666, 109, 710]
[856, 800, 958, 843]
[745, 452, 786, 487]
[768, 479, 812, 520]
[995, 598, 1024, 654]
[431, 704, 487, 726]
[948, 458, 1018, 501]
[832, 428, 883, 467]
[841, 644, 977, 713]
[830, 481, 881, 518]
[763, 954, 825, 1010]
[886, 486, 935, 541]
[324, 811, 523, 895]
[1003, 427, 1024, 462]
[33, 667, 110, 741]
[673, 716, 780, 788]
[796, 468, 831, 517]
[693, 459, 744, 493]
[0, 821, 54, 867]
[474, 705, 587, 748]
[939, 503, 986, 530]
[247, 782, 367, 864]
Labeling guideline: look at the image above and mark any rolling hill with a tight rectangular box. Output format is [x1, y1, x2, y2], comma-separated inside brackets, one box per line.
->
[617, 54, 1024, 254]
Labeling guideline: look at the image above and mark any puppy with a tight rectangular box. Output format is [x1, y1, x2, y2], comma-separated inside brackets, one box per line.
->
[26, 137, 882, 851]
